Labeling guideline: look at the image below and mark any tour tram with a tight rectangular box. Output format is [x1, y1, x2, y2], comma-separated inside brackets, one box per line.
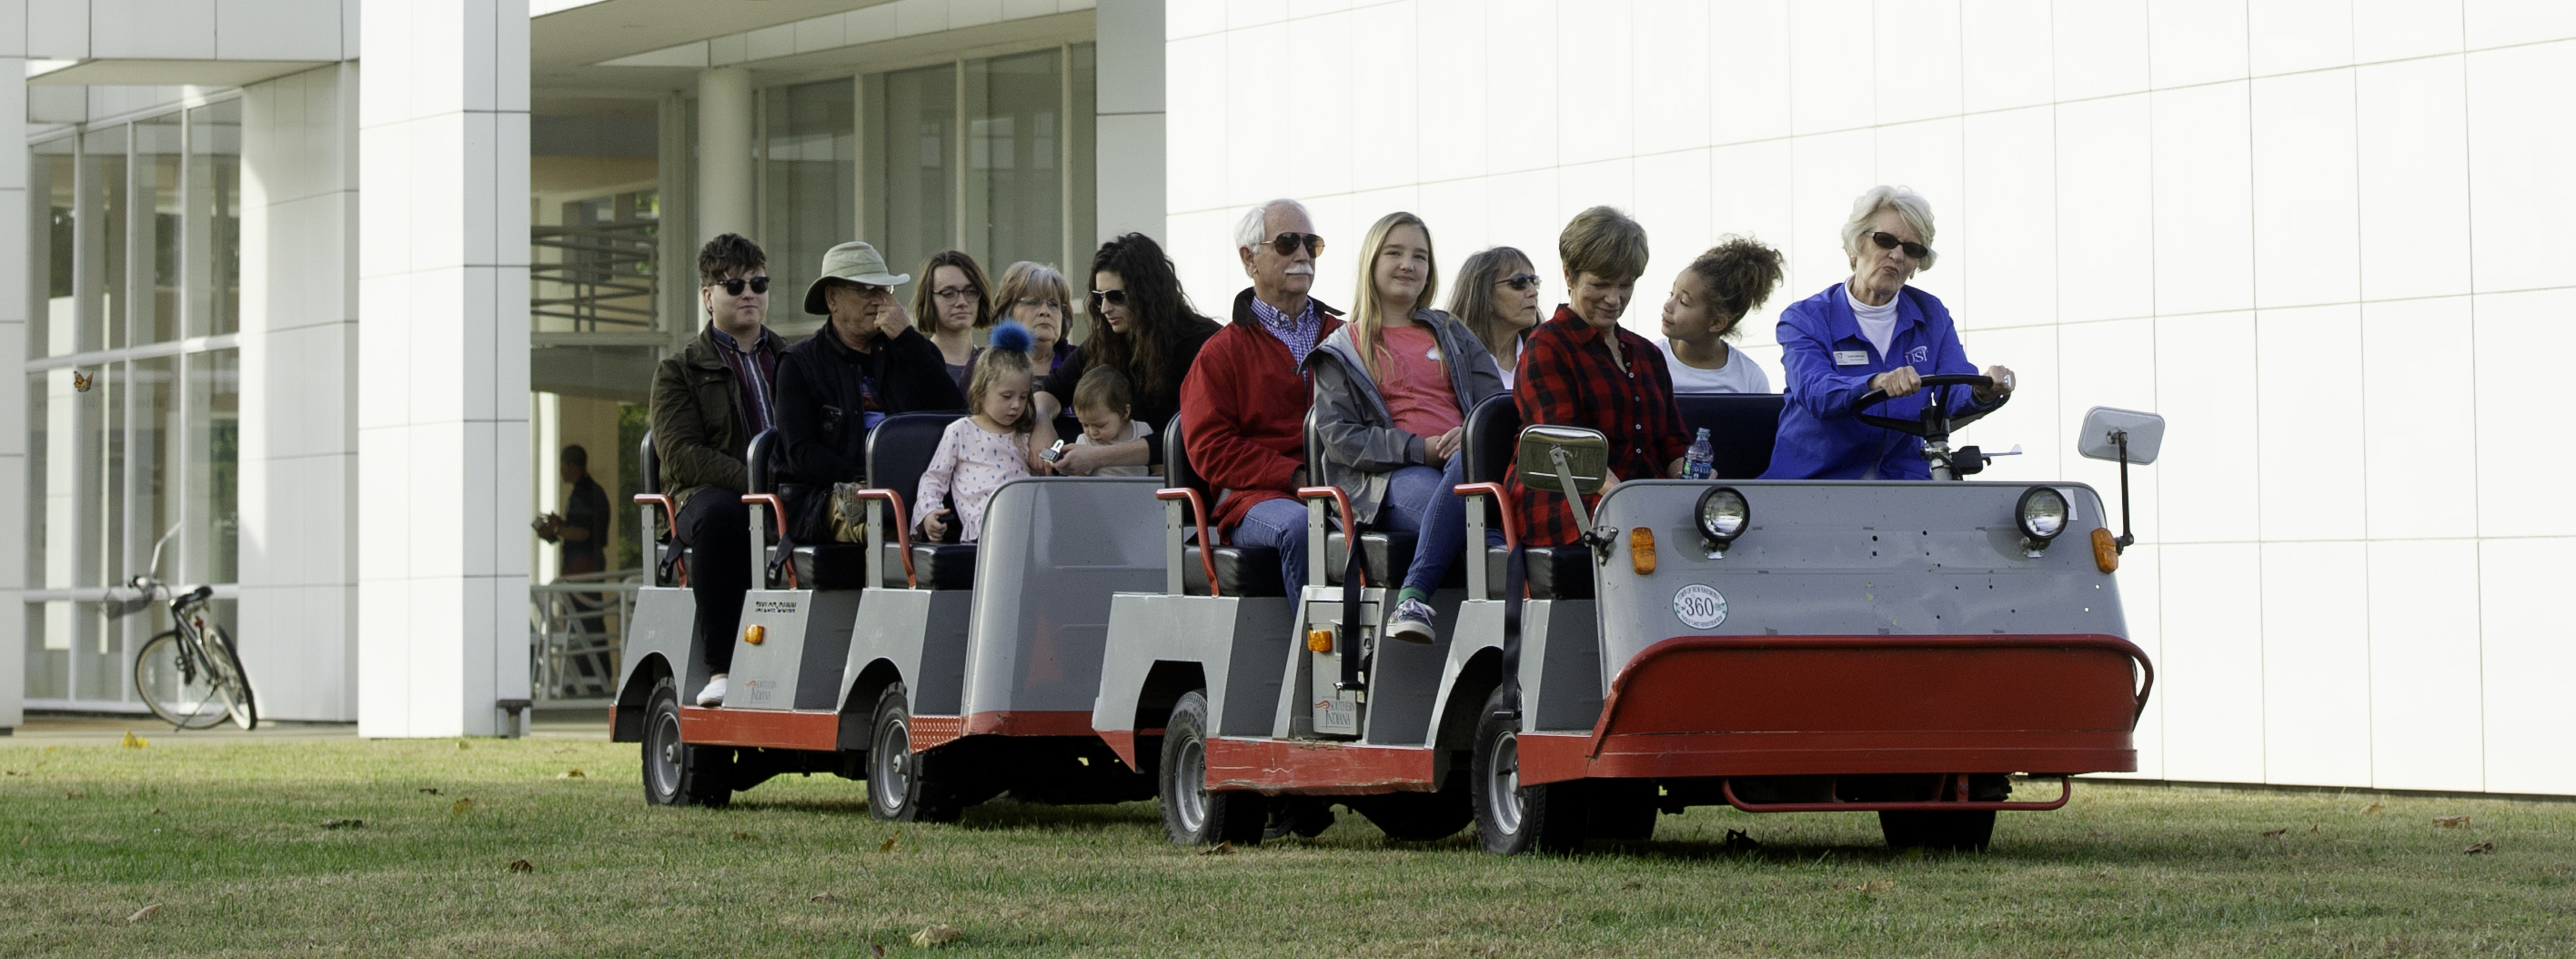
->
[610, 413, 1161, 818]
[1091, 379, 2162, 852]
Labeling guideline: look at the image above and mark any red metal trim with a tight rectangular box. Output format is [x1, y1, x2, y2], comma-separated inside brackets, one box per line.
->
[849, 489, 917, 589]
[677, 706, 839, 751]
[1202, 736, 1438, 794]
[1452, 481, 1521, 550]
[1297, 485, 1365, 587]
[1718, 774, 2073, 813]
[1155, 487, 1220, 597]
[962, 710, 1098, 738]
[1099, 730, 1140, 770]
[908, 714, 968, 752]
[739, 493, 797, 590]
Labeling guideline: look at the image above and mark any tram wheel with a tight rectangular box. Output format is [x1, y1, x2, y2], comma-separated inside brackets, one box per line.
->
[641, 675, 732, 808]
[867, 683, 960, 823]
[1157, 691, 1263, 846]
[1471, 687, 1585, 854]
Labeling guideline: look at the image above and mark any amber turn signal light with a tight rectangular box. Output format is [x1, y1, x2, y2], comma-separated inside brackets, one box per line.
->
[744, 623, 766, 645]
[1629, 527, 1656, 575]
[2090, 528, 2118, 573]
[1306, 628, 1333, 653]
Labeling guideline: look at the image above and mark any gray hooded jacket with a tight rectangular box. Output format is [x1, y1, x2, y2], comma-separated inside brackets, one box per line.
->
[1302, 308, 1506, 523]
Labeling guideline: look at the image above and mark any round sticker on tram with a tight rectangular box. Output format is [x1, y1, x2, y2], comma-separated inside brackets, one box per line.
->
[1672, 584, 1729, 631]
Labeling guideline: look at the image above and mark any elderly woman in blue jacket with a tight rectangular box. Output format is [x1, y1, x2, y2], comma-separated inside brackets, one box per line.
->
[1306, 212, 1506, 643]
[1762, 186, 2017, 480]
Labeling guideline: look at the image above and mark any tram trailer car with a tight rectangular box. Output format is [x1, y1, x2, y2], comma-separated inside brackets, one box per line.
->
[1093, 391, 2156, 853]
[609, 414, 1159, 817]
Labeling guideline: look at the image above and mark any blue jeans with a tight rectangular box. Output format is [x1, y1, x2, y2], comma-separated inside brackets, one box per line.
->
[1231, 497, 1311, 592]
[1375, 454, 1500, 596]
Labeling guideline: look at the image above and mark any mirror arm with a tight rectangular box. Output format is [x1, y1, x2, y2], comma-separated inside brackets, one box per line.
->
[2114, 431, 2135, 552]
[1548, 447, 1595, 530]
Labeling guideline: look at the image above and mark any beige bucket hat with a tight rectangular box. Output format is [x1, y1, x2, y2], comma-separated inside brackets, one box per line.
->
[803, 241, 911, 315]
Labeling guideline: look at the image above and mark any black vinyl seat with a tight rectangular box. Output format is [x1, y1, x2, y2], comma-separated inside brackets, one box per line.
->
[1675, 392, 1786, 480]
[636, 432, 691, 588]
[1461, 393, 1594, 601]
[865, 412, 977, 590]
[1303, 408, 1470, 590]
[1167, 418, 1285, 597]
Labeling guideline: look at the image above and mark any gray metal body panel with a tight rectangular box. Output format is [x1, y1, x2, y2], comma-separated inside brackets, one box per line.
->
[1281, 587, 1470, 745]
[1092, 592, 1294, 737]
[958, 478, 1166, 717]
[615, 586, 700, 694]
[1515, 599, 1604, 733]
[844, 588, 974, 714]
[730, 590, 860, 710]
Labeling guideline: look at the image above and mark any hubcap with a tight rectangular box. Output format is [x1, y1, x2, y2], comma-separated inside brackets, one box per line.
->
[1486, 730, 1524, 835]
[648, 711, 682, 797]
[1171, 736, 1208, 833]
[873, 715, 911, 812]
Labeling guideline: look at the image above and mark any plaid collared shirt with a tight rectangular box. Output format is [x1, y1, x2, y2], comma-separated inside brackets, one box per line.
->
[1246, 294, 1322, 367]
[709, 326, 783, 436]
[1508, 307, 1688, 547]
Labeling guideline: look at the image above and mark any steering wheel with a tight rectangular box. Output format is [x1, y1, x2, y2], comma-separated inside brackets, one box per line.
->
[1850, 374, 2009, 439]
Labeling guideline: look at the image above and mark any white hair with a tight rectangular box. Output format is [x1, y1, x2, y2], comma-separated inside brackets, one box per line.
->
[1234, 198, 1314, 255]
[1840, 186, 1939, 271]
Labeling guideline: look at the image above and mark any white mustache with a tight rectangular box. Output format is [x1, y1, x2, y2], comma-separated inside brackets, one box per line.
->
[1284, 265, 1315, 276]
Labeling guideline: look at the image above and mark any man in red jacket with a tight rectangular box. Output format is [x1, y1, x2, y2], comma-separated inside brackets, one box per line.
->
[1181, 198, 1344, 592]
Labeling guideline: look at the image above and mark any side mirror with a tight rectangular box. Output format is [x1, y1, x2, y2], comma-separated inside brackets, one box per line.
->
[1515, 426, 1610, 497]
[2075, 407, 2165, 557]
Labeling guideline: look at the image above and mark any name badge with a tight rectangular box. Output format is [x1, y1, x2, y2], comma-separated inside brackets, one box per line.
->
[1833, 349, 1870, 367]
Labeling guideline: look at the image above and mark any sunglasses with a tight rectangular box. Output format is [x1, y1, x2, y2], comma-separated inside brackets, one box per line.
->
[1266, 232, 1326, 257]
[1091, 288, 1127, 307]
[711, 276, 770, 296]
[1500, 273, 1541, 292]
[1865, 231, 1930, 259]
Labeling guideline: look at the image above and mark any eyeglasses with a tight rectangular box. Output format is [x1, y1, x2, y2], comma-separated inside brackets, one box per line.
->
[1266, 232, 1326, 257]
[1015, 297, 1066, 312]
[1500, 273, 1541, 292]
[1090, 288, 1127, 307]
[932, 286, 981, 301]
[711, 276, 770, 296]
[1865, 231, 1929, 259]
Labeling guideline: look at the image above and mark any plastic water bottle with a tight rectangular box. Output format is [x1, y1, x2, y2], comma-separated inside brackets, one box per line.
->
[1685, 428, 1715, 480]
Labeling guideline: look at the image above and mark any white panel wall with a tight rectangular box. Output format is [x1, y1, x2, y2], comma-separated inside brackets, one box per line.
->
[0, 10, 27, 731]
[355, 0, 531, 737]
[1160, 0, 2576, 794]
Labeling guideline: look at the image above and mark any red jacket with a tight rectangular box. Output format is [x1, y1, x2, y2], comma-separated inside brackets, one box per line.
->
[1181, 288, 1345, 536]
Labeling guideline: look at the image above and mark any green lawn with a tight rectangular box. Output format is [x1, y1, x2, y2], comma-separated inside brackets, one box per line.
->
[2, 737, 2570, 957]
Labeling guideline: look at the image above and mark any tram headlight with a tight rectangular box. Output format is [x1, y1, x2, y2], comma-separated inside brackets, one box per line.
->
[2016, 486, 2068, 550]
[1696, 487, 1751, 554]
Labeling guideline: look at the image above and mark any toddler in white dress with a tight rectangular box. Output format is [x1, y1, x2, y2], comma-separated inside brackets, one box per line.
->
[917, 323, 1038, 544]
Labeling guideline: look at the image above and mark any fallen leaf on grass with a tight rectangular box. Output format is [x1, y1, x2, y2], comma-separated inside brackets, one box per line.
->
[148, 808, 162, 815]
[5, 770, 24, 776]
[18, 836, 27, 846]
[556, 769, 586, 779]
[809, 892, 839, 903]
[458, 741, 470, 750]
[2360, 802, 2383, 815]
[63, 791, 86, 799]
[2434, 815, 2470, 828]
[2261, 828, 2289, 839]
[732, 832, 757, 842]
[878, 829, 901, 853]
[418, 787, 442, 795]
[910, 924, 961, 947]
[1850, 880, 1895, 893]
[507, 858, 533, 873]
[1723, 828, 1762, 852]
[121, 732, 149, 749]
[2463, 842, 2494, 854]
[870, 942, 887, 958]
[451, 798, 474, 815]
[1620, 881, 1643, 891]
[321, 819, 364, 830]
[126, 904, 160, 923]
[1199, 842, 1234, 856]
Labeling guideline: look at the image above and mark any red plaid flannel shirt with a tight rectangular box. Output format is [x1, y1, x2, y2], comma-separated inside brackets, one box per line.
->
[1506, 307, 1688, 547]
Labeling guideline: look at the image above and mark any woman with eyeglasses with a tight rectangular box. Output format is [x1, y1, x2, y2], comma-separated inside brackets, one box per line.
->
[1761, 186, 2017, 480]
[911, 250, 994, 394]
[1446, 247, 1545, 388]
[1031, 233, 1223, 475]
[992, 261, 1081, 376]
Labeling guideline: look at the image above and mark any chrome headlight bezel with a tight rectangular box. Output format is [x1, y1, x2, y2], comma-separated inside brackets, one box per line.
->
[1696, 486, 1751, 550]
[2016, 485, 2069, 546]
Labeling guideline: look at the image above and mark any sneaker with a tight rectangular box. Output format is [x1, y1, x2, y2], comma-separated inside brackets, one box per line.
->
[696, 674, 728, 707]
[1386, 598, 1437, 644]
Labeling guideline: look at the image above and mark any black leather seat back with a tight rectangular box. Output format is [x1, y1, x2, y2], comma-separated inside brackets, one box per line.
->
[1464, 391, 1521, 486]
[865, 413, 972, 588]
[1166, 413, 1285, 597]
[639, 431, 682, 587]
[1675, 392, 1785, 480]
[745, 429, 778, 494]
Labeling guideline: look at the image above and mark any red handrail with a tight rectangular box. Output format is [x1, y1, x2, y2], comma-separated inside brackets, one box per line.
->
[738, 493, 797, 590]
[1155, 488, 1220, 597]
[1296, 485, 1363, 588]
[847, 489, 917, 589]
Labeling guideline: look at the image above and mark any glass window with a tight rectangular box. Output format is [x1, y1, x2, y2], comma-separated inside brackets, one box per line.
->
[136, 113, 184, 344]
[32, 138, 75, 358]
[186, 349, 240, 585]
[33, 364, 123, 592]
[1069, 41, 1097, 336]
[965, 48, 1063, 276]
[81, 126, 129, 353]
[865, 63, 957, 284]
[187, 99, 242, 338]
[762, 78, 855, 337]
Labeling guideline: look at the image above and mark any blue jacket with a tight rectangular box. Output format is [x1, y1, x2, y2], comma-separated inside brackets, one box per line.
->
[1760, 282, 1981, 480]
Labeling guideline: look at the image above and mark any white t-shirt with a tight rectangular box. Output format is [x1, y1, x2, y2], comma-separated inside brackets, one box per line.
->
[1072, 418, 1155, 478]
[1850, 286, 1900, 359]
[1655, 338, 1772, 394]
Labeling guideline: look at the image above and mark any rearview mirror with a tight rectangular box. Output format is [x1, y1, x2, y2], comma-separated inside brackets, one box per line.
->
[1516, 426, 1610, 497]
[2077, 407, 2164, 465]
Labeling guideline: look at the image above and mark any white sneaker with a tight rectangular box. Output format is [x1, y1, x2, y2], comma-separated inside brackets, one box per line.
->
[697, 674, 728, 707]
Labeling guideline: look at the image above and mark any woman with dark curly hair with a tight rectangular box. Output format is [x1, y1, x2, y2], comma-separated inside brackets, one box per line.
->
[1032, 232, 1223, 473]
[1655, 236, 1786, 393]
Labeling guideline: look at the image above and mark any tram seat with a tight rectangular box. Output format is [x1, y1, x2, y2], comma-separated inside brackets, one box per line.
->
[637, 432, 690, 588]
[865, 412, 978, 590]
[1300, 408, 1470, 591]
[1674, 392, 1786, 480]
[1460, 394, 1591, 601]
[1167, 417, 1286, 597]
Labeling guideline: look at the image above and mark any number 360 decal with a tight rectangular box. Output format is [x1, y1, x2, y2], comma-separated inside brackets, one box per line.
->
[1672, 584, 1728, 631]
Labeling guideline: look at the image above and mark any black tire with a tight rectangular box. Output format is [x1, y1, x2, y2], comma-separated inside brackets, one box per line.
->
[1471, 687, 1587, 854]
[205, 626, 257, 731]
[1878, 809, 1996, 851]
[1586, 779, 1658, 842]
[641, 675, 732, 807]
[1158, 691, 1263, 846]
[134, 630, 229, 731]
[868, 683, 961, 823]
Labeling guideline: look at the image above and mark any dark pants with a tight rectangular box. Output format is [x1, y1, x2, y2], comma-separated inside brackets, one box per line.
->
[675, 491, 750, 674]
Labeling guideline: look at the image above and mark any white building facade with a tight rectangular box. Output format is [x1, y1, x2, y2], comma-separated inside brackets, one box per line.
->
[4, 2, 2569, 795]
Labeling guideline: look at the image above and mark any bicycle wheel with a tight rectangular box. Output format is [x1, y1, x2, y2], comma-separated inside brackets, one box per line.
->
[134, 630, 235, 731]
[204, 626, 257, 731]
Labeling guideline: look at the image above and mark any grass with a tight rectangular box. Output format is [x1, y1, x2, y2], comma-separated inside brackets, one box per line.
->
[2, 737, 2571, 957]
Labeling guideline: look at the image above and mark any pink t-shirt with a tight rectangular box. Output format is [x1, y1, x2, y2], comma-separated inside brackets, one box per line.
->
[1374, 325, 1462, 439]
[913, 417, 1031, 544]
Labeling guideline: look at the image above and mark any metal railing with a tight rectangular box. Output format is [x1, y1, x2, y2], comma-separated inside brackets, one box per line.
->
[529, 569, 642, 704]
[531, 221, 659, 332]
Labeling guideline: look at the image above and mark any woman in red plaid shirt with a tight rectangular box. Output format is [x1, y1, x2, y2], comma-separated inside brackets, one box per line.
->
[1508, 207, 1690, 548]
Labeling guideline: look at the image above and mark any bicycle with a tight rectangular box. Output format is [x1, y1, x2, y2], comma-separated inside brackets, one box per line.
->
[120, 523, 257, 731]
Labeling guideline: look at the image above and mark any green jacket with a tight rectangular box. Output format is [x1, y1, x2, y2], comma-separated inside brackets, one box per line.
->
[650, 326, 782, 515]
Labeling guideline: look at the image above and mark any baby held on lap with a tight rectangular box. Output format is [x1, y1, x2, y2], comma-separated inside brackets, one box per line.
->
[1070, 365, 1153, 479]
